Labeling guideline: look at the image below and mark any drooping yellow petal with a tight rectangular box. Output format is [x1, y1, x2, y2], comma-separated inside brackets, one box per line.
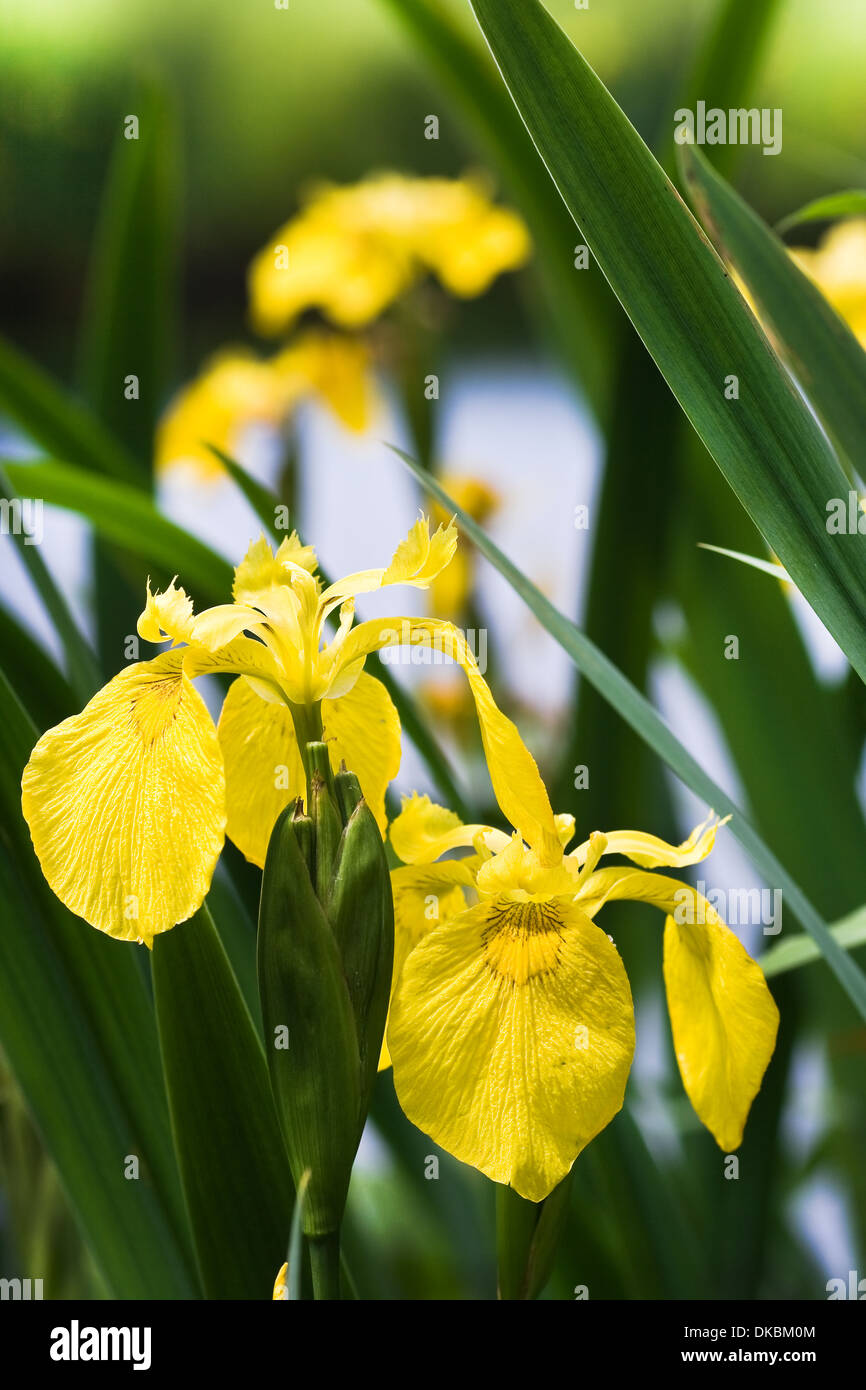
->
[569, 812, 726, 871]
[332, 616, 560, 864]
[321, 672, 401, 836]
[389, 792, 489, 864]
[217, 677, 306, 868]
[389, 896, 634, 1201]
[574, 866, 779, 1149]
[663, 896, 779, 1152]
[379, 860, 476, 1070]
[21, 652, 225, 944]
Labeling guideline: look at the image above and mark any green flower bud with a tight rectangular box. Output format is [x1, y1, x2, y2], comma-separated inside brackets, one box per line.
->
[257, 741, 393, 1250]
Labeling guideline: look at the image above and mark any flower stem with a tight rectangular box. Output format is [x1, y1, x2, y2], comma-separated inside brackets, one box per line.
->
[309, 1231, 342, 1301]
[496, 1184, 538, 1300]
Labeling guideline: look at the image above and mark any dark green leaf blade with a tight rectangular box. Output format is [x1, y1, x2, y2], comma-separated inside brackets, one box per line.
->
[0, 334, 139, 484]
[2, 458, 233, 604]
[78, 76, 179, 470]
[152, 906, 294, 1300]
[466, 0, 866, 683]
[0, 669, 198, 1298]
[681, 144, 866, 476]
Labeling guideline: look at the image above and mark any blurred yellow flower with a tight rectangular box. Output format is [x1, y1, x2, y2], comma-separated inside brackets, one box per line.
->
[156, 331, 374, 480]
[789, 218, 866, 346]
[272, 1263, 288, 1300]
[428, 473, 499, 620]
[248, 173, 532, 335]
[386, 787, 779, 1203]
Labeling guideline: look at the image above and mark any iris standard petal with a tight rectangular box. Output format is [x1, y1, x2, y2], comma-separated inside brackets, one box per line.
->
[389, 895, 635, 1202]
[21, 651, 225, 944]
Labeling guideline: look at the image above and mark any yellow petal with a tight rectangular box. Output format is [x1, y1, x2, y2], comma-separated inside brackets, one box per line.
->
[389, 792, 489, 864]
[218, 671, 400, 864]
[333, 616, 560, 864]
[321, 673, 400, 836]
[575, 867, 779, 1149]
[137, 578, 195, 645]
[379, 860, 476, 1070]
[663, 897, 779, 1151]
[217, 677, 305, 868]
[272, 1263, 288, 1301]
[389, 896, 634, 1201]
[381, 516, 458, 588]
[21, 652, 225, 943]
[570, 813, 727, 870]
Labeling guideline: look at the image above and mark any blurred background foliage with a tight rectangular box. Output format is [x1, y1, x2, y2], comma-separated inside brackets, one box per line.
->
[1, 0, 865, 1301]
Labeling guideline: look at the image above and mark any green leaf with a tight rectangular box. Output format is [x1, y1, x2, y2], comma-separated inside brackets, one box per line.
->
[0, 334, 139, 484]
[0, 604, 77, 729]
[152, 906, 294, 1299]
[2, 458, 233, 604]
[681, 144, 866, 477]
[759, 908, 866, 979]
[777, 191, 866, 237]
[391, 447, 866, 1020]
[697, 542, 790, 582]
[466, 0, 866, 684]
[0, 669, 198, 1298]
[0, 465, 101, 704]
[78, 76, 179, 470]
[378, 0, 615, 421]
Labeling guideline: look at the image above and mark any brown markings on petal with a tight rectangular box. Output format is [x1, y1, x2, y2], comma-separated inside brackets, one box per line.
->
[482, 898, 565, 986]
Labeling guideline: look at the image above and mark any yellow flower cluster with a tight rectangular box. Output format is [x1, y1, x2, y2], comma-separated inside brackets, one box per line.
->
[248, 173, 531, 334]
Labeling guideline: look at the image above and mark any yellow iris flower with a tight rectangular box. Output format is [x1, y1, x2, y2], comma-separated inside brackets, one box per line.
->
[156, 331, 374, 480]
[386, 783, 779, 1203]
[248, 173, 531, 335]
[21, 518, 549, 949]
[789, 218, 866, 347]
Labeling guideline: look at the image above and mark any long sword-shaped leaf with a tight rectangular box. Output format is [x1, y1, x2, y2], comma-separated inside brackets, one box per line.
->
[152, 906, 294, 1300]
[2, 458, 233, 604]
[681, 144, 866, 477]
[759, 908, 866, 979]
[78, 77, 179, 470]
[378, 0, 614, 421]
[0, 334, 138, 484]
[466, 0, 866, 683]
[391, 447, 866, 1019]
[0, 670, 198, 1297]
[0, 466, 101, 703]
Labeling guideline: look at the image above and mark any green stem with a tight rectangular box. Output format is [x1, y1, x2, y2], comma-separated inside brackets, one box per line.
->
[309, 1231, 342, 1301]
[496, 1184, 538, 1300]
[288, 702, 324, 798]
